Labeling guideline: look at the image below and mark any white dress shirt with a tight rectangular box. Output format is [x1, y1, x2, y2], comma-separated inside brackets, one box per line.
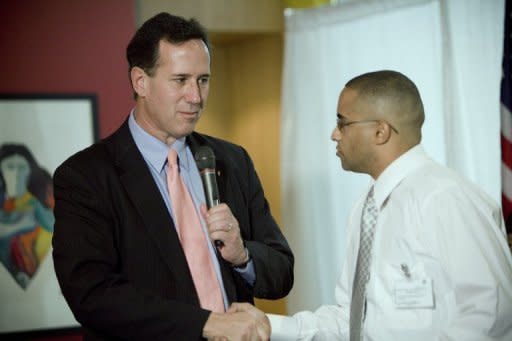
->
[269, 145, 512, 340]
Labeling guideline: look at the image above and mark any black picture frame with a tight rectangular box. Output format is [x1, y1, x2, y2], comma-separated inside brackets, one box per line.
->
[0, 94, 98, 334]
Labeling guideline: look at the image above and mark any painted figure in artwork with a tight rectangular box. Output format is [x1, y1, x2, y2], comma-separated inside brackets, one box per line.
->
[0, 144, 54, 289]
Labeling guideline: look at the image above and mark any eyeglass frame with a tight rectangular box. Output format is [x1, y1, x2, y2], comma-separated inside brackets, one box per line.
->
[336, 113, 399, 134]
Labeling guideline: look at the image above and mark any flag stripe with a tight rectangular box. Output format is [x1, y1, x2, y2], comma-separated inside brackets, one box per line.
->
[503, 194, 512, 221]
[501, 0, 512, 232]
[502, 103, 512, 141]
[502, 135, 512, 170]
[503, 162, 512, 202]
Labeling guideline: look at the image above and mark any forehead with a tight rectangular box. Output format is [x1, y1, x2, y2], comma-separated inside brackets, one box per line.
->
[156, 39, 210, 70]
[338, 88, 360, 116]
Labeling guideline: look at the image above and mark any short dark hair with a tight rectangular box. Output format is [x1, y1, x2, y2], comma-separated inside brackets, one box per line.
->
[126, 12, 210, 97]
[346, 70, 425, 130]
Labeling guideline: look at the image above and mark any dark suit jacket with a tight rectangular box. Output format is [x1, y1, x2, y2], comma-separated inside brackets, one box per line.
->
[52, 120, 294, 340]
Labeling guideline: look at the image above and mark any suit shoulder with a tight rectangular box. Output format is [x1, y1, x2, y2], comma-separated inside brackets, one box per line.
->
[193, 132, 248, 157]
[55, 139, 112, 176]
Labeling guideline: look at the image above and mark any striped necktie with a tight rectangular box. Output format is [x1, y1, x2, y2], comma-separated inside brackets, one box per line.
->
[350, 187, 378, 341]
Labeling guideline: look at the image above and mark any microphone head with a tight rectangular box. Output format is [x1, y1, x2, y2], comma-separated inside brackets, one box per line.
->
[194, 146, 216, 170]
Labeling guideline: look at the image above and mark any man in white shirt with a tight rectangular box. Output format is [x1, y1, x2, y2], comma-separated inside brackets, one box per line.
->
[238, 70, 512, 340]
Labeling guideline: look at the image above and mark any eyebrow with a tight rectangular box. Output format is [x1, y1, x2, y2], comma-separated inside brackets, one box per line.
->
[336, 113, 345, 120]
[172, 73, 211, 78]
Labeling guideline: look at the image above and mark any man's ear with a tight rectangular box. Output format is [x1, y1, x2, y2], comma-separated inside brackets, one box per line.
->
[375, 121, 392, 145]
[130, 67, 148, 98]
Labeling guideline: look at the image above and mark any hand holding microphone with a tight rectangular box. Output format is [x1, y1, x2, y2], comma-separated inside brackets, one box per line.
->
[195, 147, 247, 266]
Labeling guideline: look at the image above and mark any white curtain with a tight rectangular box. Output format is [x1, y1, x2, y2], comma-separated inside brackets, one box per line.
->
[281, 0, 504, 313]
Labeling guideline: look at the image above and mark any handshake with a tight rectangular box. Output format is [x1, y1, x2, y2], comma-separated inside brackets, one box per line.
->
[203, 303, 271, 341]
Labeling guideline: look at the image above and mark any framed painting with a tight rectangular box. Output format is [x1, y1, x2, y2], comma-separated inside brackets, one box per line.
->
[0, 94, 98, 334]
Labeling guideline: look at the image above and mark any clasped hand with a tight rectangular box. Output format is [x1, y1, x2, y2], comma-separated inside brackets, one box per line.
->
[201, 204, 248, 266]
[203, 303, 270, 341]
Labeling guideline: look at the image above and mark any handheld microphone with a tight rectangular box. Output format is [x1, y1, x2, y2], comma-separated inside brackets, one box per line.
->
[194, 146, 223, 247]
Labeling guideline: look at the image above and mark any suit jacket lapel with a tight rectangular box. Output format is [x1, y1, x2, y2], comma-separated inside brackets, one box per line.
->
[108, 120, 198, 304]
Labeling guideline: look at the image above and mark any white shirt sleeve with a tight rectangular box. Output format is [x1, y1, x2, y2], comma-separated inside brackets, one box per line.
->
[421, 183, 512, 341]
[268, 302, 349, 341]
[267, 314, 299, 341]
[268, 251, 353, 340]
[268, 202, 362, 341]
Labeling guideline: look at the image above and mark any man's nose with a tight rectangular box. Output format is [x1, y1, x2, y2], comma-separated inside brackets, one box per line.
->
[331, 127, 341, 141]
[185, 82, 201, 104]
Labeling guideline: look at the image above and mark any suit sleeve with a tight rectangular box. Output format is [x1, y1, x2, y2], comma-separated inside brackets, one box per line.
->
[232, 147, 294, 300]
[52, 161, 210, 340]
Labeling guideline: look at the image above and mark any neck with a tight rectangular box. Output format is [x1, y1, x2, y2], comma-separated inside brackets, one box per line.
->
[370, 143, 418, 179]
[133, 106, 177, 146]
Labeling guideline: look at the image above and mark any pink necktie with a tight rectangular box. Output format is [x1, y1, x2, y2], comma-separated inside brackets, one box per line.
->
[166, 148, 224, 312]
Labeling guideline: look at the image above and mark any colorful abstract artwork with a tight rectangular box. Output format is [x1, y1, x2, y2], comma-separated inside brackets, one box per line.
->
[0, 94, 97, 333]
[0, 143, 55, 289]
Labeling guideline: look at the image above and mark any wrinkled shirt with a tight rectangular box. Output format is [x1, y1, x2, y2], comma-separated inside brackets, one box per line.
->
[270, 145, 512, 341]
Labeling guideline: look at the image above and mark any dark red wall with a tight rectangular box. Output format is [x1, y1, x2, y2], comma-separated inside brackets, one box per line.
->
[0, 1, 136, 339]
[0, 0, 136, 138]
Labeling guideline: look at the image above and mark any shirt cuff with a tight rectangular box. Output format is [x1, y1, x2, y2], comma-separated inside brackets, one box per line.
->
[233, 258, 255, 286]
[267, 313, 299, 341]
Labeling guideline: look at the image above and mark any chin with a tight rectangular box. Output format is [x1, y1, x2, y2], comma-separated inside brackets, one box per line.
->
[340, 161, 352, 171]
[179, 122, 198, 135]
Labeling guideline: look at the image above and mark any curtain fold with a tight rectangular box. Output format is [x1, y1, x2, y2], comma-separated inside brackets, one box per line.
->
[440, 0, 504, 196]
[281, 0, 504, 313]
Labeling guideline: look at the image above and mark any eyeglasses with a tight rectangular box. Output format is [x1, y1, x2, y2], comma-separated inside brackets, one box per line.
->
[336, 113, 399, 134]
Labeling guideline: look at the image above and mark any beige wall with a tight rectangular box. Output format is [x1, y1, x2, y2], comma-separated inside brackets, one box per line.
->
[136, 0, 288, 314]
[197, 34, 286, 314]
[136, 0, 283, 32]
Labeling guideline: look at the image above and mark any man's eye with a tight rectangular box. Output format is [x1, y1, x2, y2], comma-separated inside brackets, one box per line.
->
[199, 77, 209, 85]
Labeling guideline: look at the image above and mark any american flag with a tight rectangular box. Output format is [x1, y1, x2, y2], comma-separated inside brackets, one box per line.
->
[501, 0, 512, 246]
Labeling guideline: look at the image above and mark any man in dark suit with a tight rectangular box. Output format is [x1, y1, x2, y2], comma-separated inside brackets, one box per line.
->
[52, 12, 294, 340]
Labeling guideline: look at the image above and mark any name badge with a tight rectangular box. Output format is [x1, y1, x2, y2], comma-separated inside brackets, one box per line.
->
[393, 278, 434, 309]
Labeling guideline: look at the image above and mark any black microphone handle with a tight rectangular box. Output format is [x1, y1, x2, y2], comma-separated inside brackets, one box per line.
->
[200, 168, 224, 248]
[201, 168, 220, 209]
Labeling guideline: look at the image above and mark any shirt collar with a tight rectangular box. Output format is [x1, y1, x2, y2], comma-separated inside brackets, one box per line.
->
[372, 144, 431, 210]
[128, 110, 191, 173]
